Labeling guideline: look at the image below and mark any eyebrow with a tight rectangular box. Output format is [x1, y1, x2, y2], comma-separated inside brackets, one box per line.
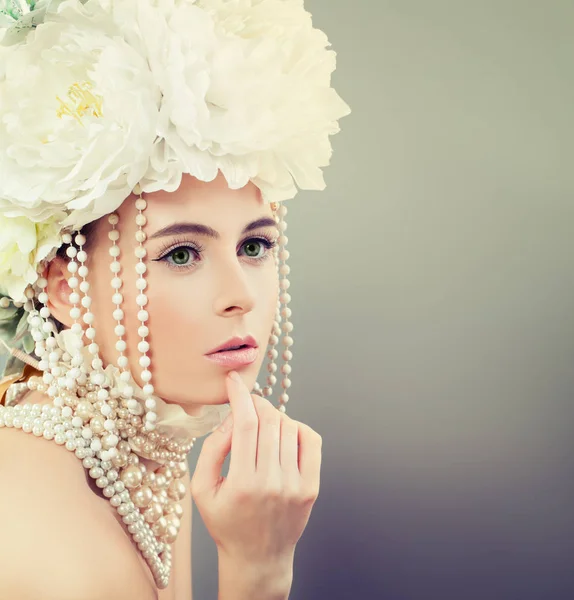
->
[148, 217, 278, 241]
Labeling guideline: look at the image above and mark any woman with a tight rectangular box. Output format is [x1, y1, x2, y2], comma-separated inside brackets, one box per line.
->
[0, 0, 350, 598]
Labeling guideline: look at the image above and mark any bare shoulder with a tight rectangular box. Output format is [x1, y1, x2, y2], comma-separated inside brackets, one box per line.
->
[0, 428, 157, 600]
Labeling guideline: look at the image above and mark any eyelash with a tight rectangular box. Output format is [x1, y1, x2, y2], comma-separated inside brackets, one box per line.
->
[152, 233, 278, 272]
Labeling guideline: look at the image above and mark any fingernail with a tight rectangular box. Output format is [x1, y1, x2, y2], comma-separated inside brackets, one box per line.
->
[228, 371, 241, 383]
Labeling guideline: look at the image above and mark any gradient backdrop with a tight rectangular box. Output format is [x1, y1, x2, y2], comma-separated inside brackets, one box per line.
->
[2, 1, 573, 599]
[192, 2, 574, 599]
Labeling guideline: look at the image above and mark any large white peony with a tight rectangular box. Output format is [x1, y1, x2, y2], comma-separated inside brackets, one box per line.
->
[0, 0, 160, 228]
[0, 0, 351, 302]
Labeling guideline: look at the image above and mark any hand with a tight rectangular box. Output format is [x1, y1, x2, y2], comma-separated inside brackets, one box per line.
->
[190, 370, 323, 568]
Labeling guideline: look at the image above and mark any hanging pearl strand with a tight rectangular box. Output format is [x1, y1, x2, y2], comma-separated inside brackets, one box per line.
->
[260, 203, 282, 400]
[252, 202, 291, 414]
[275, 203, 293, 413]
[109, 215, 129, 379]
[133, 185, 158, 433]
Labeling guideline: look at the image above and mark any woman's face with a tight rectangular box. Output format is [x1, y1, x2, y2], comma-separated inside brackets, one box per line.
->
[52, 173, 280, 410]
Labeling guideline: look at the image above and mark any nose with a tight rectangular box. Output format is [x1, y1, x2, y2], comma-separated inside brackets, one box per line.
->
[212, 257, 257, 317]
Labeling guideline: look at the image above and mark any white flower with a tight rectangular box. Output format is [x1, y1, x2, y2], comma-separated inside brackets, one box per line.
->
[0, 0, 67, 46]
[132, 0, 351, 203]
[0, 213, 62, 302]
[0, 0, 160, 229]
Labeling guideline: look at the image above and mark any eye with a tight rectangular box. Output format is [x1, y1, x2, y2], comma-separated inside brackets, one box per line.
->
[153, 241, 203, 271]
[169, 247, 193, 266]
[239, 236, 277, 261]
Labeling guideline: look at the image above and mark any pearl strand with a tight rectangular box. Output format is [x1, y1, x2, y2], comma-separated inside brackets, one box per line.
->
[109, 215, 130, 379]
[133, 186, 157, 432]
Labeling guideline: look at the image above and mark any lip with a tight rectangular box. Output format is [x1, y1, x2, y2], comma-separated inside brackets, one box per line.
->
[205, 335, 258, 355]
[204, 346, 259, 368]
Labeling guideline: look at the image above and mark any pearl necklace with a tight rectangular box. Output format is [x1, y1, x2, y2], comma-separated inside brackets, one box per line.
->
[0, 374, 195, 589]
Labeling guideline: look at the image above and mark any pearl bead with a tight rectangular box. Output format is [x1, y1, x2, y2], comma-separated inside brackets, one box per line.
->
[121, 464, 143, 489]
[144, 502, 162, 523]
[132, 486, 153, 508]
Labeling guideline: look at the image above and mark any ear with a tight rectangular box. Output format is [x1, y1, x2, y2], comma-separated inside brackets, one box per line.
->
[44, 257, 74, 328]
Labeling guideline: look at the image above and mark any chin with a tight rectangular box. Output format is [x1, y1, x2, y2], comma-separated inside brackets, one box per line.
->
[156, 363, 263, 407]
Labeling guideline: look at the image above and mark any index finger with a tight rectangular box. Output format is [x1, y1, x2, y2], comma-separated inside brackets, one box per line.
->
[225, 370, 258, 475]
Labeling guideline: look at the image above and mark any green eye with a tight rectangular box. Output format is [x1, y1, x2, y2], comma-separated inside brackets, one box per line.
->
[243, 240, 263, 258]
[170, 248, 191, 265]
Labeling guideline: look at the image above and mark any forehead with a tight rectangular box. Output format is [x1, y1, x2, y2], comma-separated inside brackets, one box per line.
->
[124, 173, 271, 232]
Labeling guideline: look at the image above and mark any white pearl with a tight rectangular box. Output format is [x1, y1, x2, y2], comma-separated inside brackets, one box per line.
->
[81, 296, 92, 308]
[143, 384, 154, 396]
[139, 355, 150, 368]
[79, 268, 89, 280]
[135, 198, 146, 210]
[136, 279, 147, 290]
[75, 234, 86, 246]
[86, 328, 96, 340]
[38, 292, 49, 304]
[68, 277, 79, 289]
[135, 231, 146, 243]
[135, 263, 147, 275]
[141, 370, 152, 382]
[110, 262, 121, 274]
[109, 230, 120, 241]
[111, 277, 122, 289]
[115, 324, 126, 336]
[109, 246, 120, 258]
[135, 247, 146, 259]
[108, 214, 119, 225]
[113, 293, 123, 305]
[77, 251, 87, 263]
[137, 310, 148, 322]
[83, 312, 94, 324]
[113, 309, 124, 321]
[118, 356, 129, 369]
[79, 281, 90, 293]
[136, 294, 148, 307]
[66, 246, 77, 258]
[138, 341, 150, 353]
[116, 340, 127, 352]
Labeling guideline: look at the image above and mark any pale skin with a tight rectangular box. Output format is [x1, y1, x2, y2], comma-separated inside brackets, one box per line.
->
[0, 173, 322, 599]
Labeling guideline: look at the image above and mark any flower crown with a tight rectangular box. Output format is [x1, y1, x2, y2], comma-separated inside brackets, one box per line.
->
[0, 0, 350, 305]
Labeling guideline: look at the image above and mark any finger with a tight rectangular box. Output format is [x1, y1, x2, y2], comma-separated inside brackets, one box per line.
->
[297, 424, 323, 497]
[190, 416, 234, 498]
[251, 395, 281, 477]
[225, 371, 258, 476]
[279, 414, 300, 476]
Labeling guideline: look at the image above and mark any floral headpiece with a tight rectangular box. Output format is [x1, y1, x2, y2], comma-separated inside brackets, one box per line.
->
[0, 0, 350, 358]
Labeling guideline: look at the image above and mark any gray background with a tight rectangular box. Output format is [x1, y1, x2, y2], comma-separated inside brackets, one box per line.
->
[2, 1, 573, 599]
[191, 1, 574, 599]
